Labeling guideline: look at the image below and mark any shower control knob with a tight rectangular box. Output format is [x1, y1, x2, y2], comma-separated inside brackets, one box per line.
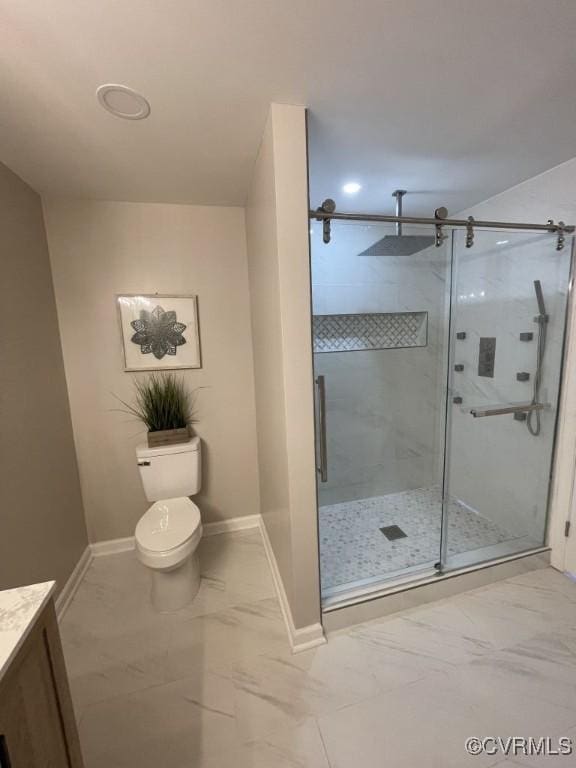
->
[453, 396, 463, 404]
[454, 364, 464, 372]
[516, 372, 530, 382]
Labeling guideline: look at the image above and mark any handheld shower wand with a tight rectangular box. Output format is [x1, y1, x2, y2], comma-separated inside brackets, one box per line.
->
[534, 279, 547, 317]
[527, 280, 548, 437]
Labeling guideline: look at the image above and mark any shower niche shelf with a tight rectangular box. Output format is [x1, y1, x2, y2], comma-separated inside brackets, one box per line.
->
[313, 311, 428, 353]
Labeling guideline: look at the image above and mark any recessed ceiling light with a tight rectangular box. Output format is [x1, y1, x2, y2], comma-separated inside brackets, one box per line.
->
[96, 84, 151, 120]
[342, 182, 362, 194]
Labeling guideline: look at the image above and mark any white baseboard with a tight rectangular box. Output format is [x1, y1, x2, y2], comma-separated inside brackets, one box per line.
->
[87, 516, 261, 557]
[203, 514, 261, 536]
[258, 517, 326, 653]
[290, 621, 327, 652]
[55, 545, 93, 621]
[56, 515, 326, 654]
[91, 536, 135, 557]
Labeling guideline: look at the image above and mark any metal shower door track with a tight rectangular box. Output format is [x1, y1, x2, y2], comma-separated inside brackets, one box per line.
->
[309, 209, 574, 234]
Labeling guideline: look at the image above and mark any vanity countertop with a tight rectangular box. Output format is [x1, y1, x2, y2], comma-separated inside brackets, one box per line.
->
[0, 581, 56, 683]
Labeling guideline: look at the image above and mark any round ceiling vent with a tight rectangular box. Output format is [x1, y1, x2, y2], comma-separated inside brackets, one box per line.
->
[96, 84, 151, 120]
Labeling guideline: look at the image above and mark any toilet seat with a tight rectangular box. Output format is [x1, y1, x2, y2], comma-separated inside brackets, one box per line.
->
[135, 497, 202, 571]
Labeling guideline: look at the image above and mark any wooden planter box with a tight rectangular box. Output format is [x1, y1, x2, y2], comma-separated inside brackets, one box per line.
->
[147, 426, 191, 448]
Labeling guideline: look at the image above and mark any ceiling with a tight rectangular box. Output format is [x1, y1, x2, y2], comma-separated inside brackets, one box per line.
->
[3, 0, 576, 214]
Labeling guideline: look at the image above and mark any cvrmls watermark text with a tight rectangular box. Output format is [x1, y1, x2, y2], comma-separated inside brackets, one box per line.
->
[465, 736, 573, 757]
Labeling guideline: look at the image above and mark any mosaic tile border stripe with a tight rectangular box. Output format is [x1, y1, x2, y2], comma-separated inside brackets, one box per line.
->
[313, 311, 428, 353]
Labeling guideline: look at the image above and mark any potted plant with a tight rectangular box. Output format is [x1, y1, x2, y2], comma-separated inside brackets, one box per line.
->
[116, 372, 198, 447]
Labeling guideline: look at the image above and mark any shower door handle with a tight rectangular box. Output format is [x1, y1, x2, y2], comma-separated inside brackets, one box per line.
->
[316, 375, 328, 483]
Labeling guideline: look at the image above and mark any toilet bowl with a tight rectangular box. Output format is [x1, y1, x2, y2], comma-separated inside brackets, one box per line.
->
[135, 437, 203, 611]
[135, 496, 203, 612]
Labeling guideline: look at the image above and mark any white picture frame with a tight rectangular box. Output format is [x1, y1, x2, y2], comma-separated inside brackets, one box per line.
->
[117, 294, 202, 371]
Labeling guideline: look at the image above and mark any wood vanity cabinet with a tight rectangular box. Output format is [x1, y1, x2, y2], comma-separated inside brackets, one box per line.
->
[0, 600, 83, 767]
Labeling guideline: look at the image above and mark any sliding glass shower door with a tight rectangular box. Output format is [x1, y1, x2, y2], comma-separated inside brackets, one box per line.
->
[441, 230, 573, 571]
[311, 221, 451, 599]
[311, 221, 573, 603]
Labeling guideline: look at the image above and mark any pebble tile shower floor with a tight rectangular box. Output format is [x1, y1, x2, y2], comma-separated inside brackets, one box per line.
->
[319, 486, 518, 592]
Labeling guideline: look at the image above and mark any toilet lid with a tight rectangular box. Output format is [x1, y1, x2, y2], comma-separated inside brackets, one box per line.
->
[136, 497, 201, 553]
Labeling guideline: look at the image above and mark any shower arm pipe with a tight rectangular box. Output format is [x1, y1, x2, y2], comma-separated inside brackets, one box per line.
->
[394, 189, 405, 236]
[309, 210, 574, 235]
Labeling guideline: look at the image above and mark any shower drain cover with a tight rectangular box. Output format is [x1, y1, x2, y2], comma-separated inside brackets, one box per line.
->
[380, 525, 407, 541]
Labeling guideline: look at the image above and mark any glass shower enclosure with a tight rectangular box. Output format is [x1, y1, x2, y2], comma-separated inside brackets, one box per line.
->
[310, 219, 572, 605]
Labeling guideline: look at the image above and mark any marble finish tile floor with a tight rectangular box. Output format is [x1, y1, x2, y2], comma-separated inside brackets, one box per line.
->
[61, 529, 576, 768]
[319, 486, 521, 592]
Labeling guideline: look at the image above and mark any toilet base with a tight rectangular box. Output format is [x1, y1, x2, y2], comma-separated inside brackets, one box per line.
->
[150, 552, 201, 612]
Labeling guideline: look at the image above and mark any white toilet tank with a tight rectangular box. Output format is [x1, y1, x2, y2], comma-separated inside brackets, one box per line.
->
[136, 437, 201, 501]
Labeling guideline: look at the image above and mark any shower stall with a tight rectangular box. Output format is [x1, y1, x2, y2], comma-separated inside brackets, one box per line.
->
[309, 199, 573, 607]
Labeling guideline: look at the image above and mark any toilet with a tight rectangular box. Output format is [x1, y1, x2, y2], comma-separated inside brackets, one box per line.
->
[135, 436, 203, 612]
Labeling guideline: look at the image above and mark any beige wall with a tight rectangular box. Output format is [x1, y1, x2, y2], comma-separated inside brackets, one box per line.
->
[0, 162, 87, 592]
[245, 114, 294, 606]
[246, 104, 321, 632]
[43, 200, 260, 542]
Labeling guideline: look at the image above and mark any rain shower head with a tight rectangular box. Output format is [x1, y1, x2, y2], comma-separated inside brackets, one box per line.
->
[359, 234, 436, 256]
[358, 189, 435, 256]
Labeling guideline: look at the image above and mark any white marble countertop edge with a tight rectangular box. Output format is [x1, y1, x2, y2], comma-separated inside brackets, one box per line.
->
[0, 581, 56, 684]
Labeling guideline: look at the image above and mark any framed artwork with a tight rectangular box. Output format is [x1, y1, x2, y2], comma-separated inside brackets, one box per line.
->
[117, 294, 202, 371]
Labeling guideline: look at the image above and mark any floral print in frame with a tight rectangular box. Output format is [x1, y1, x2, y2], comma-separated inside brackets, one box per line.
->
[117, 294, 201, 371]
